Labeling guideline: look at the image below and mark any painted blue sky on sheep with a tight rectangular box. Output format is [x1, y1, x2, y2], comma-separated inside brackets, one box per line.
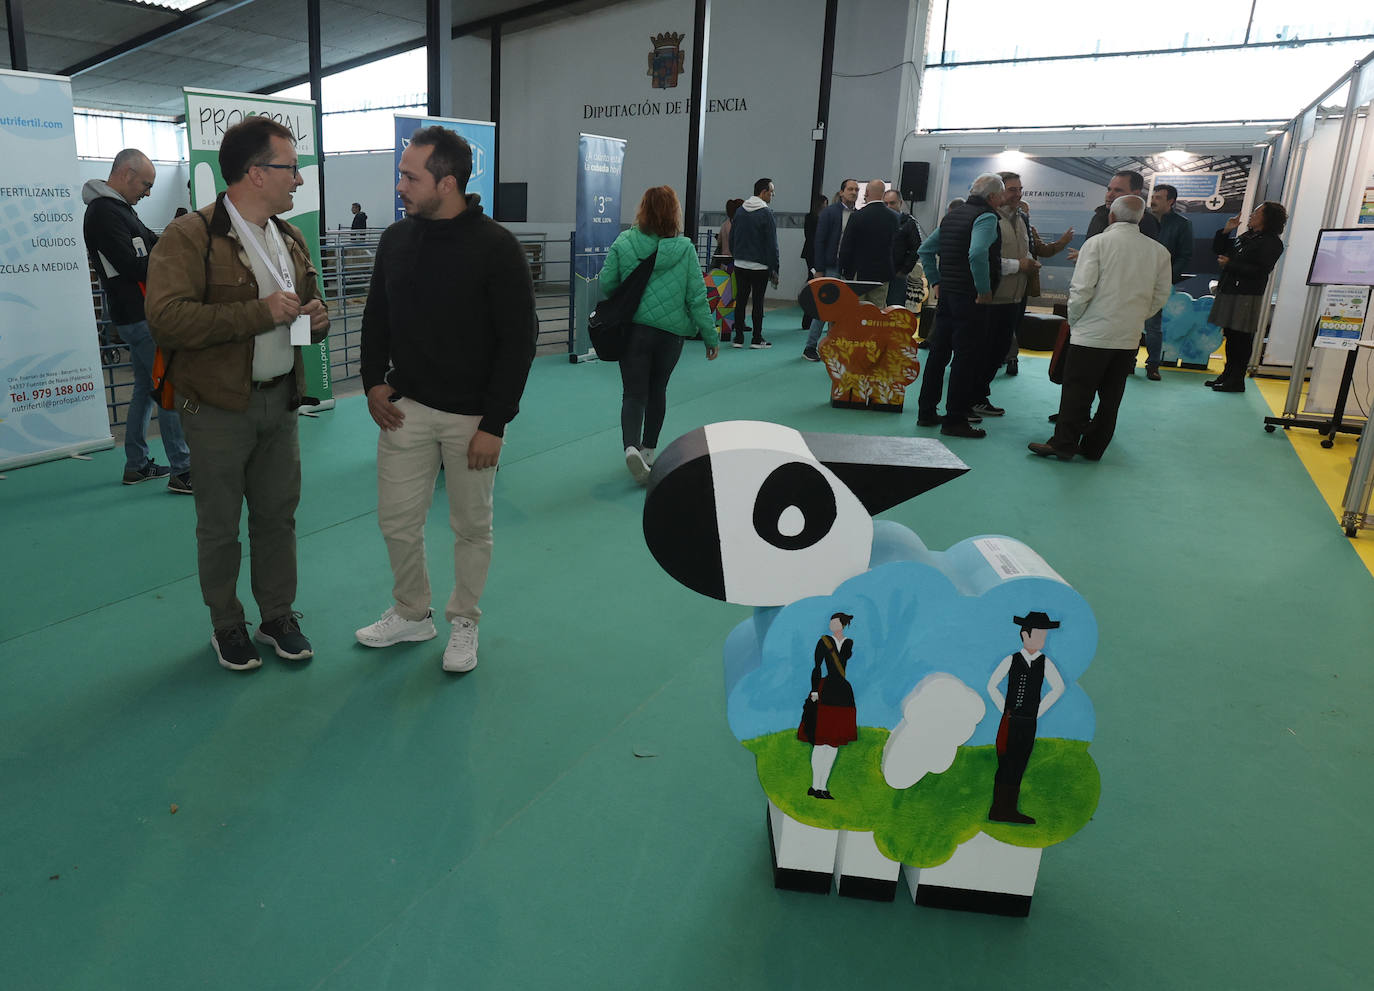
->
[723, 524, 1098, 746]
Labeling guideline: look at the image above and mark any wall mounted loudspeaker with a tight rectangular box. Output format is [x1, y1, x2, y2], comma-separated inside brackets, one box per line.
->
[900, 162, 930, 203]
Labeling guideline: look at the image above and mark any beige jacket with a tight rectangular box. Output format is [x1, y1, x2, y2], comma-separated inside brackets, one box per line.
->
[1067, 222, 1172, 350]
[146, 194, 326, 411]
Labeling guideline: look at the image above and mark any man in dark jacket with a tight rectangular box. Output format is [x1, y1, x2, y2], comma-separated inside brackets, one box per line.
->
[839, 179, 900, 304]
[83, 149, 191, 492]
[728, 177, 780, 348]
[356, 126, 537, 674]
[884, 187, 923, 307]
[915, 172, 1006, 439]
[803, 178, 859, 359]
[1144, 183, 1195, 378]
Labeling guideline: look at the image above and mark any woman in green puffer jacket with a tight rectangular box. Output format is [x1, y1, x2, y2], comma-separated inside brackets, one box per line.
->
[600, 185, 720, 484]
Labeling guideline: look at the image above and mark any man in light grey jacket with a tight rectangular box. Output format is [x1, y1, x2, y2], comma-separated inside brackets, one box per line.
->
[1029, 196, 1171, 462]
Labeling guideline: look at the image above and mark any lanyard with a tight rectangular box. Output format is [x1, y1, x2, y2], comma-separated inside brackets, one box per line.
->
[222, 195, 295, 294]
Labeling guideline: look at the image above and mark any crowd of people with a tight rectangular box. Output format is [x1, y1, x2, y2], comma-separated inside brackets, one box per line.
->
[88, 117, 1287, 674]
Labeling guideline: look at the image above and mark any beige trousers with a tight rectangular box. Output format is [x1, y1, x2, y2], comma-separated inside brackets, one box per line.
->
[376, 399, 496, 624]
[859, 283, 890, 307]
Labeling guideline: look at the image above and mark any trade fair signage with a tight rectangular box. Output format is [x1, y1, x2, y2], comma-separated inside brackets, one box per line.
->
[183, 87, 333, 408]
[0, 68, 113, 470]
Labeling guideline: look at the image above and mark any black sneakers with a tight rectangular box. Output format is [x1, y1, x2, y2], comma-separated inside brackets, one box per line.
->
[123, 460, 171, 485]
[255, 611, 314, 661]
[212, 624, 262, 671]
[167, 472, 193, 495]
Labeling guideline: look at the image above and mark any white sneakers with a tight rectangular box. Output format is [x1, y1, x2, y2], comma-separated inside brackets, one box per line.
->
[625, 446, 655, 485]
[357, 607, 479, 673]
[355, 607, 437, 647]
[443, 618, 479, 673]
[625, 446, 650, 485]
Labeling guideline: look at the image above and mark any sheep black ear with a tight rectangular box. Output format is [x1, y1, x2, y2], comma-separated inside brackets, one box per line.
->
[801, 433, 969, 516]
[643, 428, 726, 601]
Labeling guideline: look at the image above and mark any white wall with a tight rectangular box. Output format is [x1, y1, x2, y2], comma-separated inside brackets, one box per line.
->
[489, 0, 920, 300]
[1303, 112, 1374, 414]
[322, 151, 395, 231]
[308, 0, 923, 300]
[1267, 117, 1345, 370]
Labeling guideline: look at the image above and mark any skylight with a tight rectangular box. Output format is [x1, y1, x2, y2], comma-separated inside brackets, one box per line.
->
[111, 0, 215, 13]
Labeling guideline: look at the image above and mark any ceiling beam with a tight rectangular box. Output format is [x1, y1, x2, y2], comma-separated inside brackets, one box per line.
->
[5, 0, 29, 72]
[254, 0, 591, 96]
[59, 0, 259, 77]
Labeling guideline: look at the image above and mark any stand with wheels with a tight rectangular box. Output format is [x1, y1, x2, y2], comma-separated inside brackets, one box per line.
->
[1263, 346, 1364, 448]
[1339, 341, 1374, 537]
[1264, 291, 1371, 448]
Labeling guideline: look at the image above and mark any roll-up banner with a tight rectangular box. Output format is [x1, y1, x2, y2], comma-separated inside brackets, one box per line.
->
[183, 87, 333, 409]
[571, 133, 627, 360]
[392, 115, 496, 222]
[0, 69, 114, 471]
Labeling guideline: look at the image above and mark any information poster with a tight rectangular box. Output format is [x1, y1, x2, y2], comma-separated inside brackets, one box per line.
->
[0, 69, 113, 470]
[392, 115, 495, 222]
[1314, 285, 1371, 350]
[572, 133, 627, 359]
[183, 87, 333, 408]
[946, 151, 1254, 298]
[1359, 173, 1374, 226]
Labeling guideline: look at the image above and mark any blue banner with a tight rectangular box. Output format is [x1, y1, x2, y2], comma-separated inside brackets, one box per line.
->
[572, 133, 626, 358]
[393, 114, 496, 221]
[575, 133, 626, 279]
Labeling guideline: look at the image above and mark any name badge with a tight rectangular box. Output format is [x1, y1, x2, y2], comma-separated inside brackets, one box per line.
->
[290, 314, 312, 346]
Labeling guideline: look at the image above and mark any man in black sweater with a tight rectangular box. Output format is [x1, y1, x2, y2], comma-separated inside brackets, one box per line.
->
[356, 126, 537, 674]
[838, 179, 900, 305]
[82, 148, 192, 491]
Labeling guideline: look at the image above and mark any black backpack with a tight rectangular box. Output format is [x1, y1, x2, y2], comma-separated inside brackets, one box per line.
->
[588, 247, 659, 361]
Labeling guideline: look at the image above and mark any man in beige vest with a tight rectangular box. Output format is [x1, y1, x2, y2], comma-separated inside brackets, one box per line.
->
[970, 171, 1041, 419]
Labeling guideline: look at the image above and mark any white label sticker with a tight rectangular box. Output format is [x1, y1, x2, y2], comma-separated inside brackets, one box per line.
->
[973, 537, 1067, 585]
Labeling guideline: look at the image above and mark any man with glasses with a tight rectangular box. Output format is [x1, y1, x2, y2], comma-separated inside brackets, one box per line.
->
[146, 116, 330, 672]
[83, 148, 192, 493]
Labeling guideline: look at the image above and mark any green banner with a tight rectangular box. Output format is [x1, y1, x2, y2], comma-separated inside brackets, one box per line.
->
[182, 88, 333, 407]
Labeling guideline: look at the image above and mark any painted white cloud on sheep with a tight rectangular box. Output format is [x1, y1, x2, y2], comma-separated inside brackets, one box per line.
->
[882, 672, 986, 790]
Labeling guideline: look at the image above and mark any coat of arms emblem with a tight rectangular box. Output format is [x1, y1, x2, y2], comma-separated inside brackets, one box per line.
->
[647, 32, 685, 89]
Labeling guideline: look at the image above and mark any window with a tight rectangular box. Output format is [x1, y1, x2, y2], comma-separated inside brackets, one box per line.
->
[919, 1, 1374, 130]
[270, 49, 428, 153]
[73, 110, 186, 162]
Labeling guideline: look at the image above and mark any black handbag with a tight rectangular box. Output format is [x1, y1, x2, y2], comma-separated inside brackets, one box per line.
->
[588, 248, 659, 361]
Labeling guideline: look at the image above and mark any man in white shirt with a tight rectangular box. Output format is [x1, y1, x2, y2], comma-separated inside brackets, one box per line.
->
[1029, 195, 1170, 462]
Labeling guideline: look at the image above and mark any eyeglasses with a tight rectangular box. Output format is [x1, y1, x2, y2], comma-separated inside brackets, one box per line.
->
[256, 163, 300, 178]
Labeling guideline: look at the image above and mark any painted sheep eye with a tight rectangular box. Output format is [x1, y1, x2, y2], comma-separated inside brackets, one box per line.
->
[753, 462, 836, 551]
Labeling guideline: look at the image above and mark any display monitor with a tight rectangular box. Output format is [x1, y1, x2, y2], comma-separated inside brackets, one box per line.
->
[1307, 228, 1374, 286]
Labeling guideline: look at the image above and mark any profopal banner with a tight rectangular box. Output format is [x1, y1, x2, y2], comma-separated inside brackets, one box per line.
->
[572, 133, 627, 358]
[392, 115, 496, 221]
[183, 87, 333, 408]
[0, 69, 114, 470]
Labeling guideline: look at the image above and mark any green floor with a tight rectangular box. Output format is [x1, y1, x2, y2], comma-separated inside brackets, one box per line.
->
[2, 310, 1369, 990]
